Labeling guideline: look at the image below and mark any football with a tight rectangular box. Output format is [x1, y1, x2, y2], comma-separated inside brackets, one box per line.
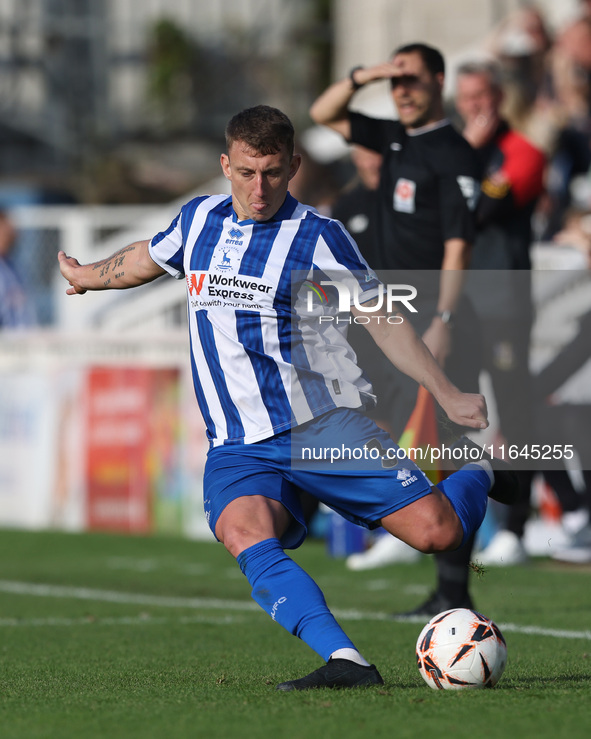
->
[415, 608, 507, 690]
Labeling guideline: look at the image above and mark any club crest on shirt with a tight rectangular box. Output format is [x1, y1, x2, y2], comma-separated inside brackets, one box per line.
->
[213, 244, 242, 272]
[394, 178, 416, 213]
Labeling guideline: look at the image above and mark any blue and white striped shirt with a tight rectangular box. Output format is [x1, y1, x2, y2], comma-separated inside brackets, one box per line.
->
[149, 193, 381, 446]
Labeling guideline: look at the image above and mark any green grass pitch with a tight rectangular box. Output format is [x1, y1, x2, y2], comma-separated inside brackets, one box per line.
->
[0, 529, 590, 739]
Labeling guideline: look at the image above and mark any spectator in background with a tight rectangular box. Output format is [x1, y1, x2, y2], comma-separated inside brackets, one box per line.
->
[484, 2, 591, 241]
[457, 59, 546, 270]
[542, 0, 591, 239]
[484, 4, 557, 153]
[331, 145, 382, 262]
[481, 4, 587, 242]
[552, 0, 591, 120]
[0, 210, 37, 329]
[452, 59, 546, 569]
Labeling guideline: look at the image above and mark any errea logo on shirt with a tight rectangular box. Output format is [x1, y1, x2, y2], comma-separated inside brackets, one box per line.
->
[227, 227, 244, 244]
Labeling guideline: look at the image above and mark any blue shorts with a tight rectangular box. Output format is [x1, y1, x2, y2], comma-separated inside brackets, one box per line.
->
[203, 408, 432, 549]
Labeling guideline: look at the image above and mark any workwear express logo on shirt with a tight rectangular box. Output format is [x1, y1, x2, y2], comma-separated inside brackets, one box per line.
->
[186, 271, 275, 310]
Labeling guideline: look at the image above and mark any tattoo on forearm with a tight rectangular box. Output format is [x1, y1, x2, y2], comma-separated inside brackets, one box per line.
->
[92, 245, 136, 279]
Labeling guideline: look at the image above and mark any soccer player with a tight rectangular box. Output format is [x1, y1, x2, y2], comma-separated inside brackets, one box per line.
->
[58, 105, 516, 691]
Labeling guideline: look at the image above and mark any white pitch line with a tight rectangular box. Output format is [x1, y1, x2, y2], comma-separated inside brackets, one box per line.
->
[497, 622, 591, 641]
[1, 580, 590, 641]
[0, 614, 244, 628]
[0, 580, 259, 613]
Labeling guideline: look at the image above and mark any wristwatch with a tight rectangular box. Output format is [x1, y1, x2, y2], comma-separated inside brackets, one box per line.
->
[349, 66, 365, 91]
[435, 310, 453, 326]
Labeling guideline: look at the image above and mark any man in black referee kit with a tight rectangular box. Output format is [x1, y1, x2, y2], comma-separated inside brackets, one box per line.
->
[310, 43, 485, 612]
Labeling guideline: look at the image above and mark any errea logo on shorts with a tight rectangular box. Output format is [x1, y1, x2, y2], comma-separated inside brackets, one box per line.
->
[397, 469, 418, 487]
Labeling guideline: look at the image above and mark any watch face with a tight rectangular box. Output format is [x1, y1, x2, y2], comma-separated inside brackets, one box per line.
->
[438, 310, 452, 324]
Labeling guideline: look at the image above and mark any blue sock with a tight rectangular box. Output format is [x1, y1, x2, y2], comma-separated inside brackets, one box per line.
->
[237, 538, 356, 661]
[436, 463, 490, 547]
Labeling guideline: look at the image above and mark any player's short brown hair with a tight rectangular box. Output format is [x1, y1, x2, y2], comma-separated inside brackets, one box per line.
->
[225, 105, 295, 157]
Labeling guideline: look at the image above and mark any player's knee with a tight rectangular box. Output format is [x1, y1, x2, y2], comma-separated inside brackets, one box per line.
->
[218, 523, 265, 559]
[214, 495, 290, 559]
[414, 519, 463, 553]
[216, 511, 283, 558]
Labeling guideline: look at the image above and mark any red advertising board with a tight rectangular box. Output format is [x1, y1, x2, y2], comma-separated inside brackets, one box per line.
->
[85, 367, 180, 533]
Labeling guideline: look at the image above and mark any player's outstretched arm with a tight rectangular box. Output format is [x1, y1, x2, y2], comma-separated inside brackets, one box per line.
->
[354, 304, 488, 430]
[58, 240, 166, 295]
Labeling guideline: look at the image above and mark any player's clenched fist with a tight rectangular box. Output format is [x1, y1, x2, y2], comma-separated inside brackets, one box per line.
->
[441, 389, 489, 430]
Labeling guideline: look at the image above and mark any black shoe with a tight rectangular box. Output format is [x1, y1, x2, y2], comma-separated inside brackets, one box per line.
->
[392, 591, 474, 621]
[449, 436, 520, 505]
[276, 658, 384, 691]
